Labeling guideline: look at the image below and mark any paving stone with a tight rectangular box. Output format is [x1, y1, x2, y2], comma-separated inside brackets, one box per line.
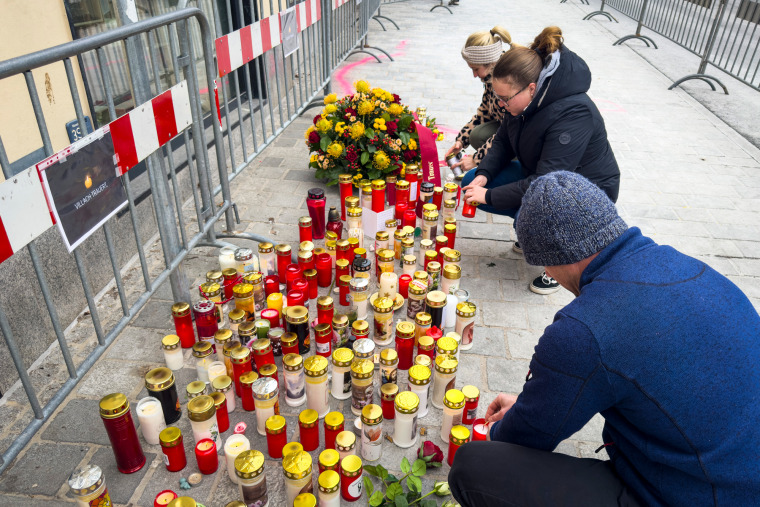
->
[486, 357, 531, 394]
[132, 300, 176, 330]
[0, 495, 72, 507]
[105, 326, 168, 363]
[480, 301, 528, 329]
[77, 360, 147, 398]
[0, 443, 89, 496]
[41, 399, 114, 446]
[462, 326, 507, 357]
[476, 258, 521, 282]
[506, 328, 542, 360]
[83, 447, 154, 504]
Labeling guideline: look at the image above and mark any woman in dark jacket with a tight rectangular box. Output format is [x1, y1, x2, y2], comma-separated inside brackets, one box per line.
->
[462, 26, 620, 294]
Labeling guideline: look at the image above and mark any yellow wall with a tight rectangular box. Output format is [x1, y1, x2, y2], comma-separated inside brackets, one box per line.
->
[0, 0, 91, 182]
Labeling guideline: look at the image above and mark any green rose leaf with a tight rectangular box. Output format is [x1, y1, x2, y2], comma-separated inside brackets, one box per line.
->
[365, 128, 375, 139]
[360, 151, 370, 165]
[398, 115, 412, 131]
[370, 491, 385, 507]
[382, 112, 391, 122]
[320, 136, 330, 152]
[420, 499, 437, 507]
[386, 474, 399, 483]
[406, 474, 422, 493]
[386, 482, 403, 501]
[400, 457, 411, 474]
[394, 495, 409, 507]
[364, 476, 374, 497]
[368, 145, 377, 153]
[377, 465, 389, 480]
[412, 459, 427, 477]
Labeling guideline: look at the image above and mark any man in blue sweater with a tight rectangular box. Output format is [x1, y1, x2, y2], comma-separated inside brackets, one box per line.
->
[449, 171, 760, 506]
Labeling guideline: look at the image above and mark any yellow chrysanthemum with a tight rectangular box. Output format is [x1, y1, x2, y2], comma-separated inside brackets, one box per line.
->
[373, 118, 387, 131]
[310, 154, 318, 163]
[324, 93, 337, 104]
[327, 142, 344, 158]
[324, 104, 337, 114]
[437, 134, 444, 142]
[349, 122, 365, 140]
[335, 122, 347, 134]
[432, 128, 439, 134]
[373, 151, 390, 170]
[354, 80, 371, 93]
[304, 126, 316, 139]
[408, 139, 417, 150]
[384, 92, 394, 102]
[357, 100, 375, 116]
[353, 173, 363, 182]
[388, 104, 404, 116]
[315, 118, 333, 134]
[372, 88, 386, 98]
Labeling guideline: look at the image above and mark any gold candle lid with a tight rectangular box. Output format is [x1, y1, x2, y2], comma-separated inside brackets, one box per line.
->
[345, 195, 360, 207]
[299, 408, 319, 427]
[223, 340, 241, 357]
[395, 390, 420, 413]
[214, 329, 232, 345]
[192, 341, 213, 358]
[212, 375, 232, 392]
[403, 255, 417, 266]
[409, 280, 428, 296]
[276, 243, 292, 254]
[450, 425, 471, 445]
[351, 359, 374, 379]
[436, 336, 458, 355]
[415, 354, 432, 368]
[381, 382, 399, 400]
[415, 313, 432, 326]
[394, 230, 406, 240]
[456, 301, 477, 317]
[297, 250, 313, 261]
[444, 223, 457, 233]
[282, 442, 304, 457]
[199, 282, 221, 298]
[145, 367, 175, 391]
[332, 347, 354, 367]
[408, 364, 432, 385]
[340, 454, 363, 476]
[161, 334, 180, 350]
[380, 348, 398, 365]
[443, 199, 456, 209]
[281, 333, 298, 348]
[315, 323, 332, 338]
[462, 385, 480, 402]
[347, 206, 362, 217]
[325, 411, 345, 430]
[210, 391, 226, 409]
[361, 403, 383, 425]
[171, 302, 190, 317]
[294, 494, 316, 507]
[443, 264, 462, 280]
[283, 450, 313, 479]
[413, 271, 428, 283]
[319, 448, 340, 469]
[319, 469, 340, 494]
[187, 395, 216, 422]
[427, 261, 441, 273]
[417, 335, 434, 351]
[298, 216, 312, 227]
[372, 297, 394, 314]
[233, 283, 254, 298]
[235, 449, 265, 479]
[285, 306, 309, 324]
[396, 321, 416, 338]
[435, 354, 458, 374]
[406, 164, 419, 175]
[351, 320, 370, 335]
[317, 295, 334, 310]
[425, 290, 447, 308]
[99, 393, 129, 419]
[377, 249, 395, 262]
[339, 173, 352, 184]
[444, 249, 461, 262]
[444, 389, 465, 410]
[186, 380, 207, 397]
[159, 426, 182, 447]
[251, 377, 278, 400]
[168, 498, 197, 507]
[266, 414, 286, 434]
[258, 242, 274, 253]
[238, 322, 255, 338]
[395, 180, 410, 190]
[376, 230, 389, 241]
[283, 353, 304, 371]
[424, 210, 439, 221]
[299, 241, 315, 253]
[240, 371, 259, 386]
[259, 363, 277, 377]
[304, 355, 329, 377]
[230, 345, 251, 364]
[332, 314, 349, 328]
[252, 338, 272, 354]
[371, 179, 386, 190]
[335, 430, 356, 449]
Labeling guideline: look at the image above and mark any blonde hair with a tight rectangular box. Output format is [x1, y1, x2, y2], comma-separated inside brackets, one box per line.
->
[493, 26, 564, 87]
[465, 26, 512, 49]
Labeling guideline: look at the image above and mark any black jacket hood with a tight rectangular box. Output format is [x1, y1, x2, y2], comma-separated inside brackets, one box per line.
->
[523, 44, 592, 117]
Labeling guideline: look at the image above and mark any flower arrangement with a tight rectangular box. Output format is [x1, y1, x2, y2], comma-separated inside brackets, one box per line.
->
[305, 80, 443, 185]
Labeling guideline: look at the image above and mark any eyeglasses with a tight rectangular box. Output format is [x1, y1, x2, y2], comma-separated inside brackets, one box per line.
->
[495, 85, 528, 106]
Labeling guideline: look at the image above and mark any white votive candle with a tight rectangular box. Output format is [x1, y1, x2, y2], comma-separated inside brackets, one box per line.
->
[379, 272, 398, 299]
[136, 397, 166, 445]
[224, 434, 251, 484]
[207, 361, 227, 383]
[444, 294, 458, 329]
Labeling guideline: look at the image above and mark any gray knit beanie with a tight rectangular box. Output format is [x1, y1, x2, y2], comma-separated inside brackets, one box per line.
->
[515, 171, 628, 266]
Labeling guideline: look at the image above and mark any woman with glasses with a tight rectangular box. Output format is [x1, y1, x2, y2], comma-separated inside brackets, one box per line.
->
[461, 26, 620, 295]
[446, 26, 512, 175]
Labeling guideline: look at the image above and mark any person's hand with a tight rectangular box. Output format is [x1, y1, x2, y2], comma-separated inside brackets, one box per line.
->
[484, 393, 518, 424]
[445, 141, 463, 158]
[463, 185, 487, 205]
[462, 174, 487, 189]
[452, 155, 477, 172]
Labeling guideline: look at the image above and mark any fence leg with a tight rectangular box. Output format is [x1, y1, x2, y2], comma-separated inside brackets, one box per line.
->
[430, 0, 453, 14]
[612, 0, 658, 47]
[373, 6, 400, 30]
[583, 0, 618, 21]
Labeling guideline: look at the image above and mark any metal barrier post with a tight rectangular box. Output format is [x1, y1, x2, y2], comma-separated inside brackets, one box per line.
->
[583, 0, 619, 21]
[613, 0, 659, 47]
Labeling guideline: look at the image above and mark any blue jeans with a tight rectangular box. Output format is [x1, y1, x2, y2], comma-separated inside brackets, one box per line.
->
[461, 160, 524, 219]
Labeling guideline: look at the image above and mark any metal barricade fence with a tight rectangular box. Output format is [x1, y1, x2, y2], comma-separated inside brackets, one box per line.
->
[582, 0, 760, 92]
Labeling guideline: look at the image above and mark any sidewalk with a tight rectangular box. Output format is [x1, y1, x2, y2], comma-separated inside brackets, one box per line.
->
[0, 0, 758, 505]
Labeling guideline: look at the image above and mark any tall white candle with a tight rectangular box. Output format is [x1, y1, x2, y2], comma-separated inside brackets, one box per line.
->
[224, 434, 251, 484]
[136, 397, 166, 445]
[379, 272, 398, 299]
[207, 361, 227, 383]
[444, 294, 458, 329]
[219, 246, 237, 271]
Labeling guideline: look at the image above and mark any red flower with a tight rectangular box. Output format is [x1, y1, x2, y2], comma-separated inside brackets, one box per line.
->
[313, 114, 321, 125]
[344, 107, 357, 120]
[345, 145, 358, 163]
[386, 121, 398, 136]
[417, 440, 443, 468]
[308, 131, 320, 144]
[403, 150, 417, 162]
[392, 94, 401, 103]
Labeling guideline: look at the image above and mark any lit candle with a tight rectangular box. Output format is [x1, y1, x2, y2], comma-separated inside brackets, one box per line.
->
[195, 438, 219, 475]
[207, 361, 227, 383]
[224, 434, 251, 484]
[472, 418, 489, 441]
[153, 490, 177, 507]
[267, 292, 284, 321]
[379, 272, 399, 299]
[399, 274, 411, 299]
[136, 397, 166, 445]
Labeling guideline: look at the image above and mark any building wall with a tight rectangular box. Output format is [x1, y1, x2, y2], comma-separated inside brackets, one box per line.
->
[0, 0, 91, 182]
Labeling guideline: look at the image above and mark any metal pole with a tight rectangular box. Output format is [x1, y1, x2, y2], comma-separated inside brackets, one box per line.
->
[116, 0, 191, 304]
[697, 0, 729, 74]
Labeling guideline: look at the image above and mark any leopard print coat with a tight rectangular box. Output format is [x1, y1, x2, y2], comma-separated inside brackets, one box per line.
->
[455, 74, 507, 165]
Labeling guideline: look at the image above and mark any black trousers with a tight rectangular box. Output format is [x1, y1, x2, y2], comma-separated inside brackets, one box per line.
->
[449, 441, 643, 507]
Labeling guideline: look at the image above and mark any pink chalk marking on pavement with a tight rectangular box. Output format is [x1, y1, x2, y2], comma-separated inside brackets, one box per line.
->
[333, 40, 409, 95]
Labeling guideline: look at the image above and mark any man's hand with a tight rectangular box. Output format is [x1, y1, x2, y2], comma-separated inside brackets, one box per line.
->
[452, 155, 477, 172]
[463, 174, 487, 189]
[445, 141, 463, 158]
[484, 393, 518, 424]
[463, 185, 487, 205]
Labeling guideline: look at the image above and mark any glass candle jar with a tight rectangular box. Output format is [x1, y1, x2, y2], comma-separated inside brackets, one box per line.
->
[235, 247, 259, 275]
[360, 183, 372, 209]
[259, 363, 278, 389]
[393, 391, 420, 449]
[395, 321, 416, 370]
[442, 199, 456, 221]
[276, 244, 292, 279]
[441, 388, 465, 442]
[136, 396, 166, 445]
[423, 250, 437, 272]
[337, 275, 351, 306]
[265, 414, 287, 459]
[339, 173, 353, 220]
[415, 312, 432, 346]
[207, 361, 227, 384]
[339, 454, 363, 502]
[314, 323, 332, 358]
[415, 354, 433, 369]
[233, 283, 256, 322]
[371, 179, 386, 213]
[372, 297, 394, 346]
[402, 255, 417, 278]
[252, 377, 280, 436]
[443, 247, 461, 270]
[307, 188, 327, 239]
[432, 355, 458, 410]
[336, 240, 350, 264]
[317, 296, 334, 326]
[171, 302, 195, 349]
[346, 208, 363, 248]
[299, 216, 314, 243]
[385, 175, 397, 205]
[187, 380, 207, 400]
[376, 249, 395, 282]
[319, 470, 341, 507]
[219, 245, 237, 271]
[193, 300, 218, 342]
[159, 427, 186, 472]
[379, 348, 398, 385]
[209, 392, 229, 434]
[336, 430, 357, 461]
[224, 433, 250, 484]
[349, 277, 369, 320]
[235, 449, 268, 506]
[375, 231, 390, 253]
[244, 272, 266, 314]
[417, 335, 435, 362]
[68, 464, 112, 507]
[214, 329, 232, 365]
[351, 359, 375, 416]
[223, 340, 241, 378]
[395, 179, 410, 205]
[319, 449, 340, 475]
[260, 309, 280, 335]
[187, 395, 221, 449]
[456, 302, 477, 351]
[407, 364, 432, 417]
[252, 338, 275, 371]
[200, 281, 224, 326]
[224, 268, 241, 300]
[298, 251, 315, 273]
[425, 290, 447, 329]
[162, 334, 183, 370]
[422, 211, 438, 241]
[426, 261, 441, 292]
[393, 229, 404, 260]
[285, 264, 304, 293]
[330, 347, 353, 400]
[448, 425, 471, 467]
[212, 374, 236, 413]
[461, 384, 481, 425]
[281, 332, 299, 357]
[324, 411, 344, 450]
[360, 404, 383, 462]
[407, 280, 428, 321]
[380, 383, 398, 420]
[316, 253, 332, 288]
[443, 223, 457, 250]
[304, 355, 330, 417]
[441, 265, 461, 295]
[268, 328, 284, 357]
[335, 258, 350, 284]
[231, 345, 253, 397]
[436, 336, 459, 358]
[258, 242, 276, 277]
[228, 310, 244, 344]
[399, 274, 412, 300]
[351, 321, 370, 349]
[285, 306, 310, 355]
[145, 367, 182, 425]
[283, 450, 314, 505]
[297, 408, 320, 452]
[192, 341, 213, 383]
[283, 353, 307, 407]
[379, 272, 399, 300]
[332, 314, 349, 350]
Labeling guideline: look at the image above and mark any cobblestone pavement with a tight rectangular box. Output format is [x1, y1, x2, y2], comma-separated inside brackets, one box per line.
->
[1, 0, 758, 505]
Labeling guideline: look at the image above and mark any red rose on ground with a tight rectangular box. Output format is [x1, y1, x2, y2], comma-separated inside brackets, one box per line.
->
[308, 131, 320, 144]
[417, 440, 444, 468]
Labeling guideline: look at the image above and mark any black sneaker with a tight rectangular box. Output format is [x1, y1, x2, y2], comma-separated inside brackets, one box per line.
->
[512, 241, 522, 254]
[529, 272, 560, 295]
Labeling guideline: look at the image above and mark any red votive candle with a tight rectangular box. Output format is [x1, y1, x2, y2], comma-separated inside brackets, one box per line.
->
[276, 244, 292, 279]
[462, 386, 480, 425]
[240, 371, 258, 411]
[395, 321, 415, 370]
[444, 223, 457, 250]
[299, 216, 313, 243]
[426, 326, 443, 345]
[386, 176, 397, 205]
[265, 415, 288, 458]
[287, 289, 306, 308]
[316, 253, 332, 287]
[448, 426, 470, 467]
[317, 296, 334, 326]
[285, 264, 303, 292]
[299, 409, 320, 452]
[462, 201, 477, 218]
[336, 240, 350, 263]
[395, 201, 408, 221]
[264, 275, 279, 297]
[252, 338, 275, 371]
[304, 269, 318, 300]
[347, 238, 359, 264]
[298, 251, 315, 272]
[336, 259, 350, 281]
[195, 439, 218, 474]
[159, 427, 186, 472]
[293, 277, 309, 297]
[338, 275, 351, 306]
[339, 174, 353, 221]
[193, 300, 218, 342]
[315, 323, 333, 358]
[171, 302, 196, 348]
[324, 412, 344, 450]
[399, 274, 411, 299]
[436, 235, 449, 256]
[472, 418, 489, 441]
[223, 270, 240, 300]
[372, 180, 386, 213]
[154, 490, 177, 507]
[261, 308, 280, 331]
[231, 346, 253, 397]
[406, 166, 419, 206]
[341, 455, 363, 501]
[381, 383, 398, 420]
[396, 180, 410, 206]
[432, 187, 443, 210]
[211, 392, 230, 433]
[402, 209, 416, 229]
